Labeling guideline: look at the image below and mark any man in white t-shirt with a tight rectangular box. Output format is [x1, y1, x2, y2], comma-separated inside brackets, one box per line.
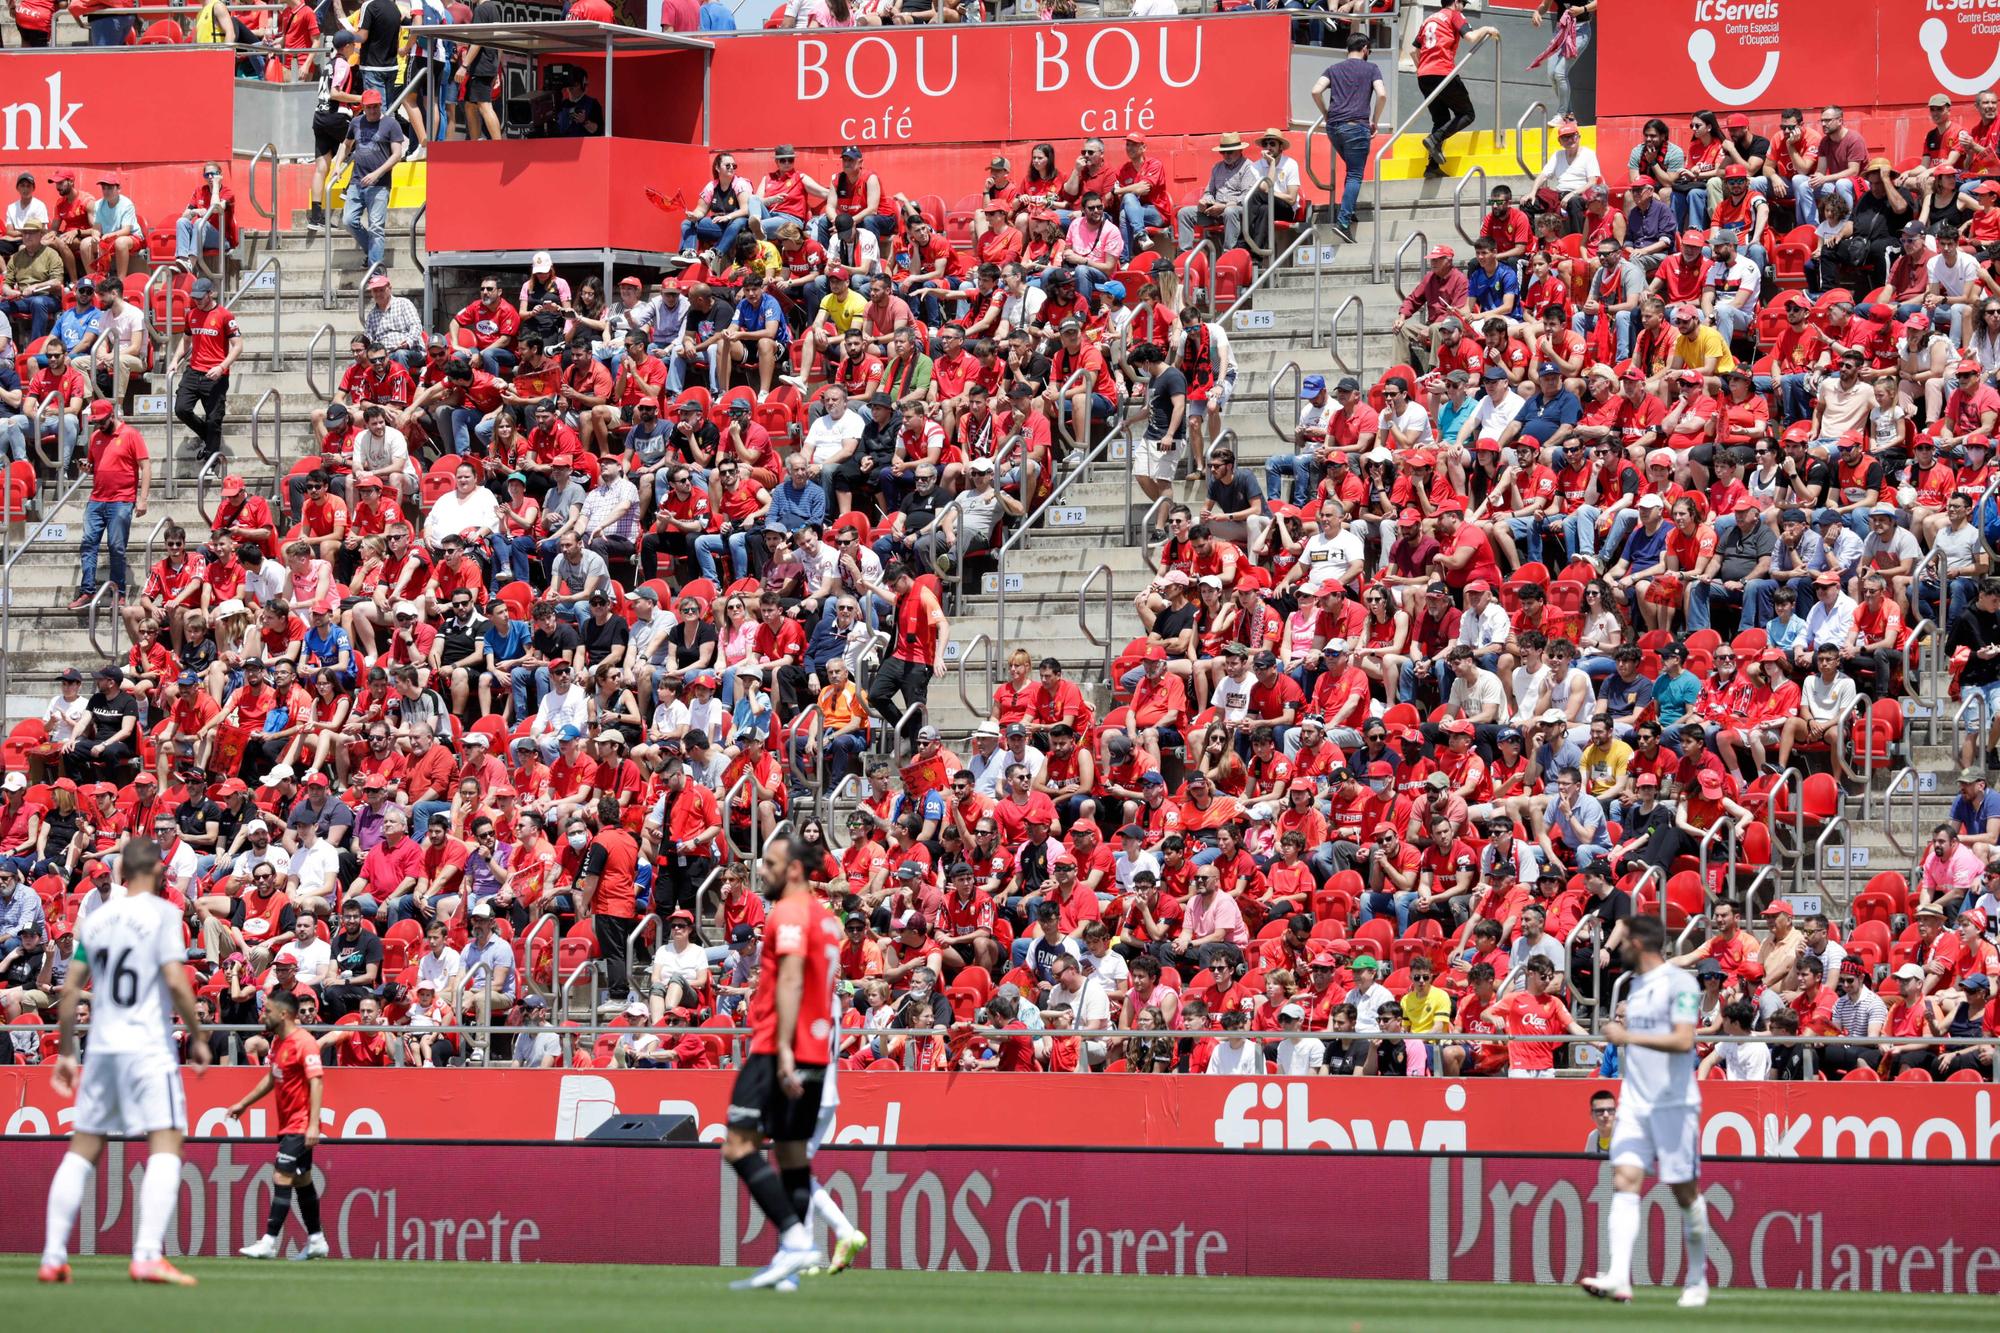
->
[1273, 1003, 1325, 1073]
[1458, 367, 1525, 451]
[415, 922, 464, 1002]
[1044, 950, 1111, 1067]
[1699, 998, 1769, 1081]
[1925, 227, 2000, 346]
[800, 387, 863, 503]
[276, 927, 332, 984]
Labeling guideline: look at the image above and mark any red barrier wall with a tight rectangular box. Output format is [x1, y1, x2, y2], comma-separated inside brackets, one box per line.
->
[0, 49, 234, 166]
[3, 1139, 1995, 1289]
[426, 137, 713, 253]
[6, 1068, 1996, 1159]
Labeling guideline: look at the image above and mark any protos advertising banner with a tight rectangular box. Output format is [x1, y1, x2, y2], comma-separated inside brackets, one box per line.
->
[705, 16, 1291, 149]
[2, 1140, 1996, 1291]
[6, 1069, 1999, 1160]
[1603, 0, 2000, 118]
[0, 49, 236, 165]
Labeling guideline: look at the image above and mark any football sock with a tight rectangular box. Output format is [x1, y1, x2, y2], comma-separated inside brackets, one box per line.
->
[781, 1165, 814, 1226]
[133, 1152, 183, 1264]
[811, 1184, 857, 1239]
[41, 1151, 94, 1268]
[296, 1179, 323, 1235]
[1681, 1194, 1709, 1288]
[266, 1183, 295, 1240]
[1603, 1189, 1640, 1290]
[730, 1152, 800, 1234]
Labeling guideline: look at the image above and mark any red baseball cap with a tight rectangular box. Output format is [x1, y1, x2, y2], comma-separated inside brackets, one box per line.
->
[359, 87, 384, 106]
[1679, 230, 1705, 247]
[97, 171, 122, 188]
[1724, 112, 1750, 130]
[48, 168, 74, 184]
[1398, 506, 1423, 524]
[87, 399, 116, 423]
[1722, 164, 1749, 180]
[1141, 644, 1167, 662]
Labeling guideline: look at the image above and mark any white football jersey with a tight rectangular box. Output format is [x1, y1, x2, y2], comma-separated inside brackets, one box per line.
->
[1621, 962, 1703, 1111]
[75, 893, 184, 1056]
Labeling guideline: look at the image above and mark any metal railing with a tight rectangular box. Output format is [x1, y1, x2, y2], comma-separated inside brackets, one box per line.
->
[1514, 101, 1551, 181]
[1179, 238, 1216, 313]
[228, 256, 284, 366]
[1392, 229, 1429, 301]
[1076, 563, 1113, 687]
[519, 914, 557, 1000]
[954, 631, 993, 722]
[85, 582, 123, 661]
[247, 388, 285, 497]
[1451, 166, 1488, 248]
[141, 267, 186, 499]
[193, 450, 228, 526]
[243, 141, 280, 249]
[304, 322, 339, 404]
[1880, 766, 1917, 861]
[1220, 224, 1314, 325]
[0, 470, 92, 707]
[1327, 294, 1364, 376]
[1266, 359, 1301, 440]
[785, 702, 826, 827]
[1370, 31, 1503, 282]
[1694, 816, 1738, 906]
[355, 260, 384, 327]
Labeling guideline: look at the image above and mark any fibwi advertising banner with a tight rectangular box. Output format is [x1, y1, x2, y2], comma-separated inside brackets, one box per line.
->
[705, 16, 1291, 149]
[2, 1140, 1996, 1290]
[0, 50, 236, 164]
[5, 1069, 1998, 1159]
[1602, 0, 2000, 117]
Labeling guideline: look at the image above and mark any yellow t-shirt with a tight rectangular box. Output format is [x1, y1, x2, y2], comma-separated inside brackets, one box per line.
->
[1578, 738, 1633, 798]
[1672, 325, 1736, 375]
[817, 289, 868, 334]
[1400, 984, 1454, 1034]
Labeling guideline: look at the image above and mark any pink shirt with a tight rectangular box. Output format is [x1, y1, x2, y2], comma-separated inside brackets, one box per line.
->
[1921, 843, 1985, 897]
[1184, 887, 1249, 947]
[1063, 216, 1125, 268]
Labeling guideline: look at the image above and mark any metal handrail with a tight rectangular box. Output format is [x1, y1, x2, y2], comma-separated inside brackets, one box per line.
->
[520, 914, 557, 999]
[1880, 766, 1916, 861]
[243, 141, 279, 248]
[305, 322, 338, 404]
[1180, 238, 1216, 313]
[1625, 861, 1665, 924]
[1813, 814, 1852, 907]
[1328, 294, 1364, 376]
[1266, 359, 1301, 440]
[193, 450, 227, 526]
[955, 631, 993, 722]
[1220, 224, 1313, 323]
[556, 959, 599, 1021]
[1514, 101, 1551, 181]
[1451, 167, 1491, 251]
[1899, 616, 1939, 746]
[320, 172, 339, 309]
[0, 470, 91, 706]
[1694, 816, 1737, 906]
[135, 513, 171, 592]
[625, 912, 660, 986]
[355, 261, 383, 327]
[409, 203, 429, 279]
[992, 409, 1143, 665]
[1047, 367, 1092, 454]
[1137, 494, 1173, 574]
[85, 582, 122, 661]
[229, 256, 284, 368]
[1392, 229, 1429, 302]
[717, 771, 752, 870]
[248, 388, 284, 496]
[1370, 31, 1503, 281]
[787, 702, 827, 826]
[1076, 563, 1113, 687]
[1205, 425, 1239, 469]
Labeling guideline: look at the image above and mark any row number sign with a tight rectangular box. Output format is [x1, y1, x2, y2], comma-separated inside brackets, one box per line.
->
[1233, 309, 1276, 331]
[1049, 507, 1088, 527]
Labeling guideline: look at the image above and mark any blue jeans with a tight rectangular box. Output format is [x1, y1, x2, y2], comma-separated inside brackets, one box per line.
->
[449, 406, 483, 456]
[510, 664, 553, 721]
[344, 179, 391, 268]
[88, 13, 133, 43]
[1563, 506, 1605, 562]
[1353, 889, 1411, 935]
[1505, 514, 1547, 565]
[1779, 373, 1816, 424]
[695, 530, 750, 584]
[1917, 575, 1980, 630]
[1790, 177, 1853, 227]
[1685, 579, 1744, 632]
[1714, 300, 1754, 347]
[78, 498, 133, 596]
[1118, 196, 1165, 254]
[176, 220, 224, 263]
[0, 417, 24, 463]
[2, 294, 57, 343]
[491, 532, 535, 584]
[1265, 452, 1320, 507]
[1545, 20, 1592, 117]
[1743, 575, 1812, 627]
[681, 215, 749, 258]
[1326, 121, 1371, 229]
[471, 347, 515, 377]
[1572, 308, 1633, 362]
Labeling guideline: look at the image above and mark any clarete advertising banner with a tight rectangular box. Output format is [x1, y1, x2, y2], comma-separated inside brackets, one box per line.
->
[0, 49, 236, 165]
[5, 1069, 1999, 1159]
[1601, 0, 2000, 118]
[1, 1140, 1995, 1290]
[705, 16, 1291, 149]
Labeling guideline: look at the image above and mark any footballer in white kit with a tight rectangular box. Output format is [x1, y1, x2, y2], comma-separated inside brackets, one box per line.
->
[1581, 914, 1711, 1309]
[38, 837, 211, 1287]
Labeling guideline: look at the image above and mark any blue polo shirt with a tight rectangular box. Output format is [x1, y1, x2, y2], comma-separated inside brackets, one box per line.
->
[1514, 388, 1581, 444]
[1467, 262, 1519, 314]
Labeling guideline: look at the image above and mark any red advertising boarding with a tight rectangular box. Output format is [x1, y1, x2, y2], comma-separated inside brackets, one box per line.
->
[5, 1069, 1997, 1160]
[706, 16, 1291, 149]
[2, 1139, 1995, 1290]
[1602, 0, 2000, 119]
[0, 49, 236, 165]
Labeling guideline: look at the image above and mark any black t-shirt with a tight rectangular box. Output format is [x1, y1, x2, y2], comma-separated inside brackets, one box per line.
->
[85, 689, 138, 746]
[1580, 887, 1632, 934]
[438, 614, 483, 666]
[1153, 602, 1199, 649]
[355, 0, 403, 69]
[1146, 368, 1187, 443]
[468, 0, 503, 78]
[898, 488, 945, 532]
[531, 621, 581, 663]
[175, 796, 222, 840]
[580, 612, 630, 668]
[1323, 1038, 1361, 1075]
[667, 618, 717, 670]
[2, 942, 46, 988]
[1207, 469, 1258, 516]
[331, 927, 384, 982]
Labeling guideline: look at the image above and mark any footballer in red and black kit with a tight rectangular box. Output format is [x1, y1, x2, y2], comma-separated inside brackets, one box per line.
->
[225, 989, 329, 1260]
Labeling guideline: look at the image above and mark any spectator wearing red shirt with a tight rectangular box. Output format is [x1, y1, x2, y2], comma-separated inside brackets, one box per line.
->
[175, 276, 241, 462]
[1111, 132, 1171, 256]
[452, 276, 520, 375]
[70, 401, 149, 609]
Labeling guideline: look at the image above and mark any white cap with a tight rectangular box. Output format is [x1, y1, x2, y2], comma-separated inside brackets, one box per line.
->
[624, 997, 649, 1017]
[463, 729, 491, 745]
[1279, 1003, 1305, 1020]
[1638, 494, 1665, 510]
[968, 457, 995, 472]
[531, 251, 553, 273]
[595, 729, 625, 745]
[470, 901, 496, 919]
[244, 818, 271, 835]
[1539, 708, 1567, 725]
[258, 765, 294, 788]
[974, 719, 1001, 737]
[393, 600, 422, 620]
[214, 598, 247, 619]
[1893, 962, 1926, 982]
[1, 772, 24, 792]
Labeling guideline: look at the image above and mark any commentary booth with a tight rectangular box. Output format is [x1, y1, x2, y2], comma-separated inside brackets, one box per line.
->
[417, 21, 719, 312]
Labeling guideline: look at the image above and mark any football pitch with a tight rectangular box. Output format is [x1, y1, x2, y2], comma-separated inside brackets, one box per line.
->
[9, 1258, 1999, 1331]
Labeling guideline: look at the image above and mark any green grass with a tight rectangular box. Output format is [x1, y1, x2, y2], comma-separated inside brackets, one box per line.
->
[9, 1258, 2000, 1331]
